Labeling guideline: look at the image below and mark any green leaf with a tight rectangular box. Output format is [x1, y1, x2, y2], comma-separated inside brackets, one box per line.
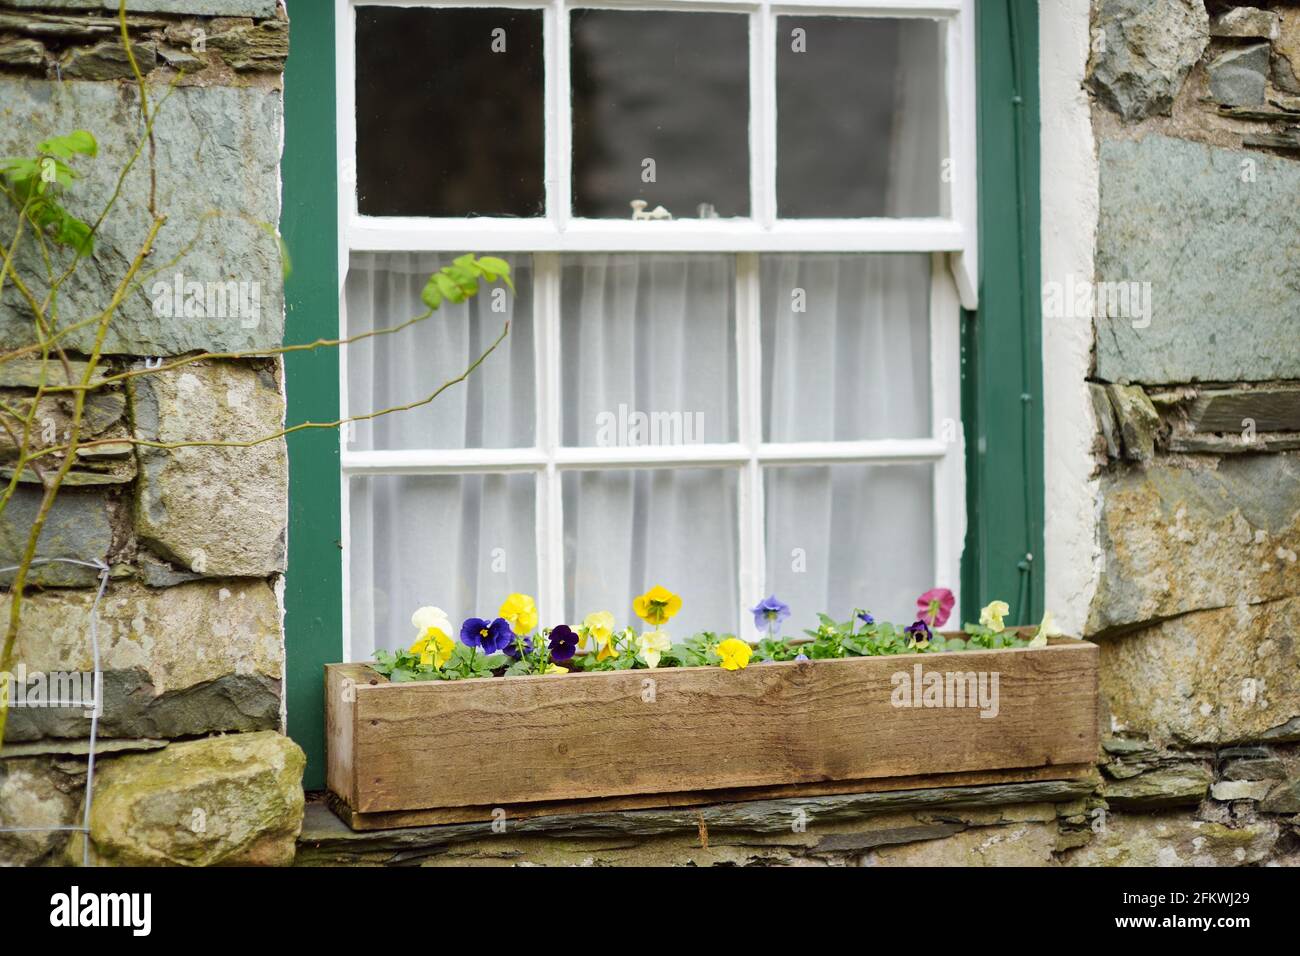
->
[420, 276, 443, 310]
[38, 130, 97, 160]
[433, 272, 461, 301]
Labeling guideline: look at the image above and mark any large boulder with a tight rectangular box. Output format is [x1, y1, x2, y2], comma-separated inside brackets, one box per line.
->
[1087, 0, 1209, 120]
[78, 731, 304, 866]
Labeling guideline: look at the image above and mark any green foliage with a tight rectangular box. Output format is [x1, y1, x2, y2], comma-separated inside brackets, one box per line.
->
[372, 644, 506, 682]
[752, 636, 800, 662]
[0, 130, 98, 256]
[662, 632, 726, 668]
[420, 254, 515, 311]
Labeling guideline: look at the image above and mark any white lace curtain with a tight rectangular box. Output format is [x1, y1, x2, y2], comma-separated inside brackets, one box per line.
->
[346, 251, 933, 654]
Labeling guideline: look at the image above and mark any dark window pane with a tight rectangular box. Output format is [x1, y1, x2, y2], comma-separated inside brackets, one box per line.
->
[777, 17, 946, 218]
[355, 8, 544, 217]
[571, 10, 749, 219]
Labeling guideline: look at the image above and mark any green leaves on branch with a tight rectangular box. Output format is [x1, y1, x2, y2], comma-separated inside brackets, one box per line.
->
[420, 254, 515, 311]
[0, 129, 98, 256]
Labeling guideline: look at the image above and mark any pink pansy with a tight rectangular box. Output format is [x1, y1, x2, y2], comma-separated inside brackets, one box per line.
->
[916, 588, 955, 628]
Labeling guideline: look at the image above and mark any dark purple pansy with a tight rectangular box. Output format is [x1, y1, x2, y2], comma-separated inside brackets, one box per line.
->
[905, 619, 932, 642]
[461, 616, 514, 653]
[858, 611, 875, 625]
[547, 625, 579, 663]
[502, 633, 534, 659]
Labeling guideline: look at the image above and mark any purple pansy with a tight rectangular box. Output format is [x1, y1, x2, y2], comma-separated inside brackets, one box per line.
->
[904, 619, 932, 643]
[547, 625, 579, 663]
[460, 616, 514, 654]
[858, 611, 875, 626]
[502, 633, 534, 659]
[750, 595, 791, 633]
[794, 653, 809, 662]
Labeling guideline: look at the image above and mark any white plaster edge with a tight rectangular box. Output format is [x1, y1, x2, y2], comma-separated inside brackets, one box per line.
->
[1040, 0, 1101, 637]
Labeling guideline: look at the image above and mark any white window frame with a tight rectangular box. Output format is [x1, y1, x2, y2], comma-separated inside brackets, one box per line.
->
[336, 0, 974, 659]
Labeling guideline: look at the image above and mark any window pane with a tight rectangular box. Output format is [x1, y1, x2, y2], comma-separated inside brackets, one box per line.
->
[345, 253, 534, 451]
[764, 463, 933, 635]
[355, 8, 545, 217]
[761, 254, 930, 441]
[561, 254, 737, 446]
[564, 468, 739, 635]
[349, 473, 538, 656]
[571, 10, 750, 219]
[776, 17, 947, 218]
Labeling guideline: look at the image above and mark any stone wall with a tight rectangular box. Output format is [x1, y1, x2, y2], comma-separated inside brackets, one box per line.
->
[1077, 0, 1300, 865]
[0, 0, 302, 866]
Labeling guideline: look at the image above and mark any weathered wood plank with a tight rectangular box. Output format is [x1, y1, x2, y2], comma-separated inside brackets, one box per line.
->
[325, 663, 371, 810]
[328, 640, 1099, 817]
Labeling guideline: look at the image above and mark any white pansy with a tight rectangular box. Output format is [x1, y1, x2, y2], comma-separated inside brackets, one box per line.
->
[411, 605, 452, 636]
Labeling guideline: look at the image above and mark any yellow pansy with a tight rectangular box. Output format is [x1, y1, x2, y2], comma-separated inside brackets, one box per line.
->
[1028, 610, 1061, 648]
[583, 610, 618, 660]
[633, 585, 682, 626]
[499, 593, 538, 635]
[636, 629, 672, 669]
[409, 606, 455, 668]
[544, 663, 569, 675]
[980, 600, 1010, 633]
[409, 629, 455, 670]
[716, 637, 753, 671]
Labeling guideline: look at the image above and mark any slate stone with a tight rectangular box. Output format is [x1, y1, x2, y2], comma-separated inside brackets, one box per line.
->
[1087, 0, 1209, 120]
[1105, 765, 1211, 808]
[1096, 135, 1300, 384]
[1208, 43, 1271, 106]
[0, 757, 81, 865]
[1064, 815, 1277, 866]
[1261, 777, 1300, 813]
[1089, 455, 1300, 634]
[1099, 597, 1300, 745]
[1105, 384, 1160, 460]
[4, 668, 282, 743]
[0, 36, 45, 69]
[1210, 780, 1272, 801]
[0, 486, 113, 587]
[3, 579, 283, 742]
[1277, 9, 1300, 94]
[297, 776, 1097, 866]
[0, 79, 284, 356]
[1210, 7, 1279, 40]
[131, 361, 287, 577]
[60, 39, 157, 80]
[2, 0, 276, 15]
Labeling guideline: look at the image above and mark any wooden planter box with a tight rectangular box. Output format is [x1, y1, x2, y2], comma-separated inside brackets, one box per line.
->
[326, 638, 1099, 831]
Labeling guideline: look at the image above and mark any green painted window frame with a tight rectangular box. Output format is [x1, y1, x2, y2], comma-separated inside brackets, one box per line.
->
[281, 1, 1043, 788]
